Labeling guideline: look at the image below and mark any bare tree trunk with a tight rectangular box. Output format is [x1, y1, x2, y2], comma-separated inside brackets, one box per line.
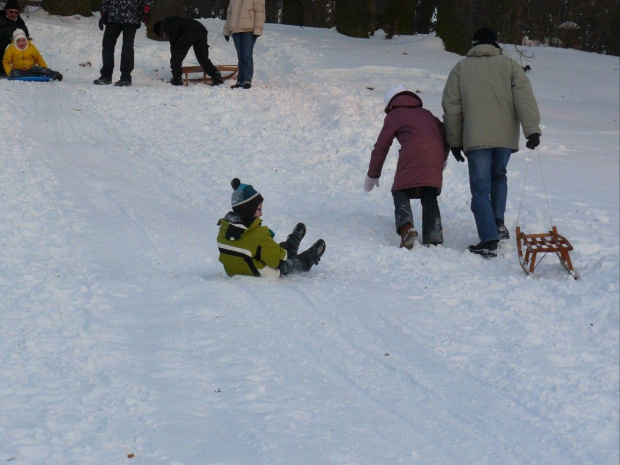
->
[417, 0, 436, 34]
[265, 0, 281, 24]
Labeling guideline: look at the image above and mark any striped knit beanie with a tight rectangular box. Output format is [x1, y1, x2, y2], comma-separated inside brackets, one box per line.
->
[231, 178, 264, 215]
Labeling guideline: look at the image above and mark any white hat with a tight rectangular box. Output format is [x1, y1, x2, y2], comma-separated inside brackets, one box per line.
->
[12, 28, 26, 42]
[384, 83, 407, 110]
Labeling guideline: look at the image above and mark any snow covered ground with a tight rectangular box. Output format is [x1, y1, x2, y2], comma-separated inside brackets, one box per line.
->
[0, 12, 618, 465]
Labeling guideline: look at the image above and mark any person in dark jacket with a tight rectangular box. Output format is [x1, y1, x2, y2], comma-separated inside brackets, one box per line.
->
[153, 16, 223, 86]
[0, 0, 29, 77]
[365, 84, 449, 249]
[94, 0, 153, 87]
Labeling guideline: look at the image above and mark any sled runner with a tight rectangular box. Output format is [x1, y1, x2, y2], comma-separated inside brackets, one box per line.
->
[8, 76, 53, 82]
[181, 64, 238, 86]
[515, 151, 578, 279]
[516, 226, 577, 279]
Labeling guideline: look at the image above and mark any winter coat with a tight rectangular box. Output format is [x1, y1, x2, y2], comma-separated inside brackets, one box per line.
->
[368, 92, 449, 194]
[3, 41, 46, 76]
[0, 10, 29, 55]
[101, 0, 152, 26]
[217, 212, 287, 277]
[223, 0, 265, 37]
[441, 44, 541, 153]
[162, 16, 207, 49]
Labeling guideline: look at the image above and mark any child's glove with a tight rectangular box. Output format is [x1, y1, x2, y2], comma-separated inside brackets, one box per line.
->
[224, 35, 230, 42]
[142, 5, 151, 24]
[98, 13, 107, 31]
[364, 176, 380, 192]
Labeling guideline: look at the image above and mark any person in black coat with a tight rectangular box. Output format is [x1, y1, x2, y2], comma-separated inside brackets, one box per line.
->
[0, 0, 29, 77]
[153, 16, 223, 87]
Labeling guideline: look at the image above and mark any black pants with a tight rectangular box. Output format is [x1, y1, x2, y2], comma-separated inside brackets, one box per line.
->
[393, 186, 443, 245]
[100, 23, 139, 81]
[170, 31, 219, 79]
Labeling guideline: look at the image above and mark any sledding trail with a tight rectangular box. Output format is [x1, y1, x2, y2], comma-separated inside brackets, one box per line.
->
[0, 13, 617, 465]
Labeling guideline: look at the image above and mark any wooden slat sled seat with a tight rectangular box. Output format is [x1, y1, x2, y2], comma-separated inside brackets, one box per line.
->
[516, 225, 578, 279]
[181, 65, 238, 86]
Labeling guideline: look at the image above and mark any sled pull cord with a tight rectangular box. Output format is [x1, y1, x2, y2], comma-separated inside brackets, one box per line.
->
[516, 148, 554, 228]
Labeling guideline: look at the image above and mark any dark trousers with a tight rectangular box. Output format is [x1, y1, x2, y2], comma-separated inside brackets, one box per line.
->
[171, 32, 219, 79]
[100, 23, 138, 81]
[10, 66, 59, 79]
[393, 187, 443, 245]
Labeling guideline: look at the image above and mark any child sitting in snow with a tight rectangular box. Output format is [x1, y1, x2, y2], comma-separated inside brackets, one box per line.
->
[364, 84, 449, 248]
[2, 29, 62, 81]
[217, 178, 326, 277]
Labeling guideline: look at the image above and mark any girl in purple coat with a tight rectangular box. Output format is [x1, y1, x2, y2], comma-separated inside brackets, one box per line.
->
[364, 84, 449, 248]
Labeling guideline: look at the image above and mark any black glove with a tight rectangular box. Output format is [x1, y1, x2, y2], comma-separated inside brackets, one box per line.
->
[526, 133, 540, 150]
[224, 35, 230, 42]
[451, 147, 465, 162]
[98, 13, 107, 31]
[253, 34, 259, 39]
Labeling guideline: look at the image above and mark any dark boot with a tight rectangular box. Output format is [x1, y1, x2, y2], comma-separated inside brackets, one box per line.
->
[279, 239, 325, 275]
[170, 76, 184, 86]
[496, 218, 510, 241]
[421, 191, 443, 246]
[114, 78, 132, 87]
[398, 222, 418, 250]
[211, 72, 224, 86]
[94, 76, 112, 85]
[279, 223, 306, 256]
[468, 240, 498, 257]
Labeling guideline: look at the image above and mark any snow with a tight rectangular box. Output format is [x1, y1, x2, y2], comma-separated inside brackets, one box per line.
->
[0, 13, 618, 465]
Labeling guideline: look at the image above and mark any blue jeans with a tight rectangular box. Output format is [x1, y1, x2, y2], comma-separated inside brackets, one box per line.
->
[466, 148, 512, 243]
[232, 32, 257, 85]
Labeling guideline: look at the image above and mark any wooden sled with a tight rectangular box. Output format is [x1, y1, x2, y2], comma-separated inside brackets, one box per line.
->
[181, 64, 238, 86]
[516, 225, 578, 279]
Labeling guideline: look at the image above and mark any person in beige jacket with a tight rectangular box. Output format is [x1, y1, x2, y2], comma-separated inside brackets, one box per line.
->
[442, 27, 541, 257]
[223, 0, 265, 89]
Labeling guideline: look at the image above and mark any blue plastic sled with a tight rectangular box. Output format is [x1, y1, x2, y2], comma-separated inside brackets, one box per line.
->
[8, 75, 53, 82]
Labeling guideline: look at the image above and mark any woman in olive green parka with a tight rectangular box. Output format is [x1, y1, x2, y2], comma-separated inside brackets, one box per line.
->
[217, 179, 325, 277]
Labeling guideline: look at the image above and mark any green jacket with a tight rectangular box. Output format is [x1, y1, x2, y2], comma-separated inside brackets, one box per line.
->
[442, 44, 541, 153]
[217, 212, 287, 277]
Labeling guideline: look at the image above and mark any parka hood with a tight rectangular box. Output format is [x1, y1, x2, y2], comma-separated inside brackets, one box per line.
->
[467, 44, 503, 58]
[385, 92, 423, 114]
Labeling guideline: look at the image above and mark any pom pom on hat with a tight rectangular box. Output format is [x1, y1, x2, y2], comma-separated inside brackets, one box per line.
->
[230, 178, 264, 215]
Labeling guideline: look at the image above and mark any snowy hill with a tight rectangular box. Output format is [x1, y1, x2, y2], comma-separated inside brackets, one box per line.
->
[0, 13, 618, 465]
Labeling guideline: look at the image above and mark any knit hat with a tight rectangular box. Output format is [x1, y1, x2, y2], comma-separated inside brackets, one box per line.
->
[230, 178, 264, 215]
[12, 28, 26, 42]
[153, 20, 163, 37]
[4, 0, 21, 11]
[472, 27, 498, 46]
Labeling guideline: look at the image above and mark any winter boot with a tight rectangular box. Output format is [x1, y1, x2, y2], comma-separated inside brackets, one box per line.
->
[93, 76, 112, 85]
[53, 72, 63, 81]
[114, 78, 132, 87]
[496, 218, 510, 241]
[211, 73, 224, 86]
[170, 76, 184, 86]
[278, 239, 325, 275]
[468, 240, 499, 258]
[243, 82, 252, 89]
[399, 222, 418, 250]
[283, 223, 306, 255]
[231, 82, 243, 89]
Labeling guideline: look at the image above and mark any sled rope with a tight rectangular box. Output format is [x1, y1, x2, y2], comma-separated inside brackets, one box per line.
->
[517, 148, 554, 228]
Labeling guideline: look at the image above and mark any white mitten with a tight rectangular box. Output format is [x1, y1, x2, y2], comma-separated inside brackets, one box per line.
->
[364, 176, 380, 192]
